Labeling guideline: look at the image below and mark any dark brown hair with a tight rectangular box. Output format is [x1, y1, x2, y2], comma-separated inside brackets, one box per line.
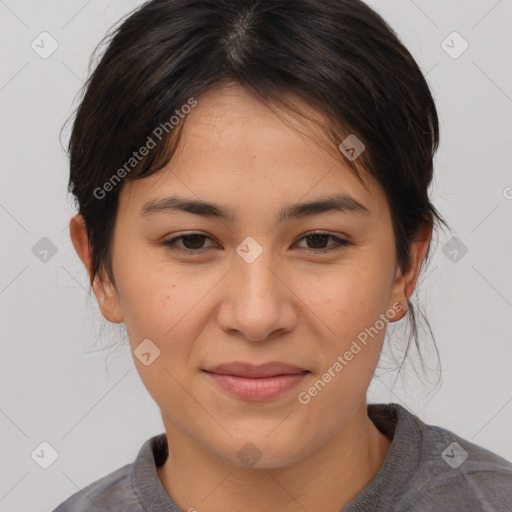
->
[65, 0, 450, 380]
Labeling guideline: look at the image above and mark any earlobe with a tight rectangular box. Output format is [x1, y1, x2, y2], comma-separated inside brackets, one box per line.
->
[93, 280, 125, 325]
[69, 214, 124, 324]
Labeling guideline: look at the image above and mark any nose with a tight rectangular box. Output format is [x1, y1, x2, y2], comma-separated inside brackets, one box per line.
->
[216, 246, 298, 342]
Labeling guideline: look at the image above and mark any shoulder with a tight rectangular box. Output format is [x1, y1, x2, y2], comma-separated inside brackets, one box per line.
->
[394, 404, 512, 511]
[420, 414, 512, 475]
[51, 462, 142, 512]
[49, 433, 169, 512]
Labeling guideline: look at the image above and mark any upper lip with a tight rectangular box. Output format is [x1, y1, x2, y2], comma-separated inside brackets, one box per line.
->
[203, 362, 309, 378]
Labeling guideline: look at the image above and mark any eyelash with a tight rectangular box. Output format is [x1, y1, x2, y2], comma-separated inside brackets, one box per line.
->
[160, 231, 352, 256]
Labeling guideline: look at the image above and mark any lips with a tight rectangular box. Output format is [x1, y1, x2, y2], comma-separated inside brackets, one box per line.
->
[202, 362, 310, 401]
[203, 361, 308, 378]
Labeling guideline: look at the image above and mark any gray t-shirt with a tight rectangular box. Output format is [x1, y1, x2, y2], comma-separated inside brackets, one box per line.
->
[52, 403, 512, 511]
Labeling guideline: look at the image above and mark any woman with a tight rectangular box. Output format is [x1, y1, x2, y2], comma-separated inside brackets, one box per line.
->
[55, 0, 512, 510]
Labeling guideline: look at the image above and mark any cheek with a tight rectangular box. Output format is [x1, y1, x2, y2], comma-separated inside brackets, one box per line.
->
[117, 270, 200, 411]
[115, 252, 206, 342]
[114, 257, 214, 392]
[299, 264, 391, 339]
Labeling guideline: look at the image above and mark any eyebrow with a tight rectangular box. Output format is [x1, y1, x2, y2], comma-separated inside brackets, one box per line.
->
[140, 193, 371, 222]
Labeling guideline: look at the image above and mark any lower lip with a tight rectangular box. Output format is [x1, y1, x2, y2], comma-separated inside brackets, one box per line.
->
[203, 371, 309, 401]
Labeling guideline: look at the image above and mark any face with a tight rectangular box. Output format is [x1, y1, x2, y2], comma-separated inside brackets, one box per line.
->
[73, 84, 425, 469]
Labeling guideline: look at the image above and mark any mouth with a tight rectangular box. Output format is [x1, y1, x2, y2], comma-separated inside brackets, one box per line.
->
[202, 362, 310, 401]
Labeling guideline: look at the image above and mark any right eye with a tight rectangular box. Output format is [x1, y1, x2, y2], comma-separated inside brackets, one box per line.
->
[160, 233, 218, 255]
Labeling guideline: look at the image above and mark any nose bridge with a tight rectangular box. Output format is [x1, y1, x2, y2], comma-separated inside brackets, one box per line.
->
[233, 234, 280, 306]
[219, 234, 295, 341]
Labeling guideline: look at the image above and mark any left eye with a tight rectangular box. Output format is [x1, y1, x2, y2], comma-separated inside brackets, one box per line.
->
[160, 232, 351, 255]
[293, 233, 351, 253]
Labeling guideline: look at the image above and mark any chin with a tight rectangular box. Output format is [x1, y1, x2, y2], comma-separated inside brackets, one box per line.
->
[208, 428, 320, 470]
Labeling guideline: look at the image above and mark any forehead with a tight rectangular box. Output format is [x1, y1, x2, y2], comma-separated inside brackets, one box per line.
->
[118, 84, 387, 223]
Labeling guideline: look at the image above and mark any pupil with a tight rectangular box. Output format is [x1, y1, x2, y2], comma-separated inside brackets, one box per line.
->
[308, 234, 327, 248]
[184, 234, 205, 249]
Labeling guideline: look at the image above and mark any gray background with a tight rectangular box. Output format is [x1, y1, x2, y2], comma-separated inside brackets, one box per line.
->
[0, 0, 511, 510]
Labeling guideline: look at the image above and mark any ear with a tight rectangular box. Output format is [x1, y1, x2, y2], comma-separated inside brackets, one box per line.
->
[69, 214, 124, 324]
[388, 220, 432, 322]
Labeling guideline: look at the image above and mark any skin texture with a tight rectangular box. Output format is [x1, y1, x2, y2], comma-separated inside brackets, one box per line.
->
[70, 84, 431, 512]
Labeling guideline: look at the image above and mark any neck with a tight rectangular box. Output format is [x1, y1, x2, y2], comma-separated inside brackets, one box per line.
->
[156, 400, 392, 512]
